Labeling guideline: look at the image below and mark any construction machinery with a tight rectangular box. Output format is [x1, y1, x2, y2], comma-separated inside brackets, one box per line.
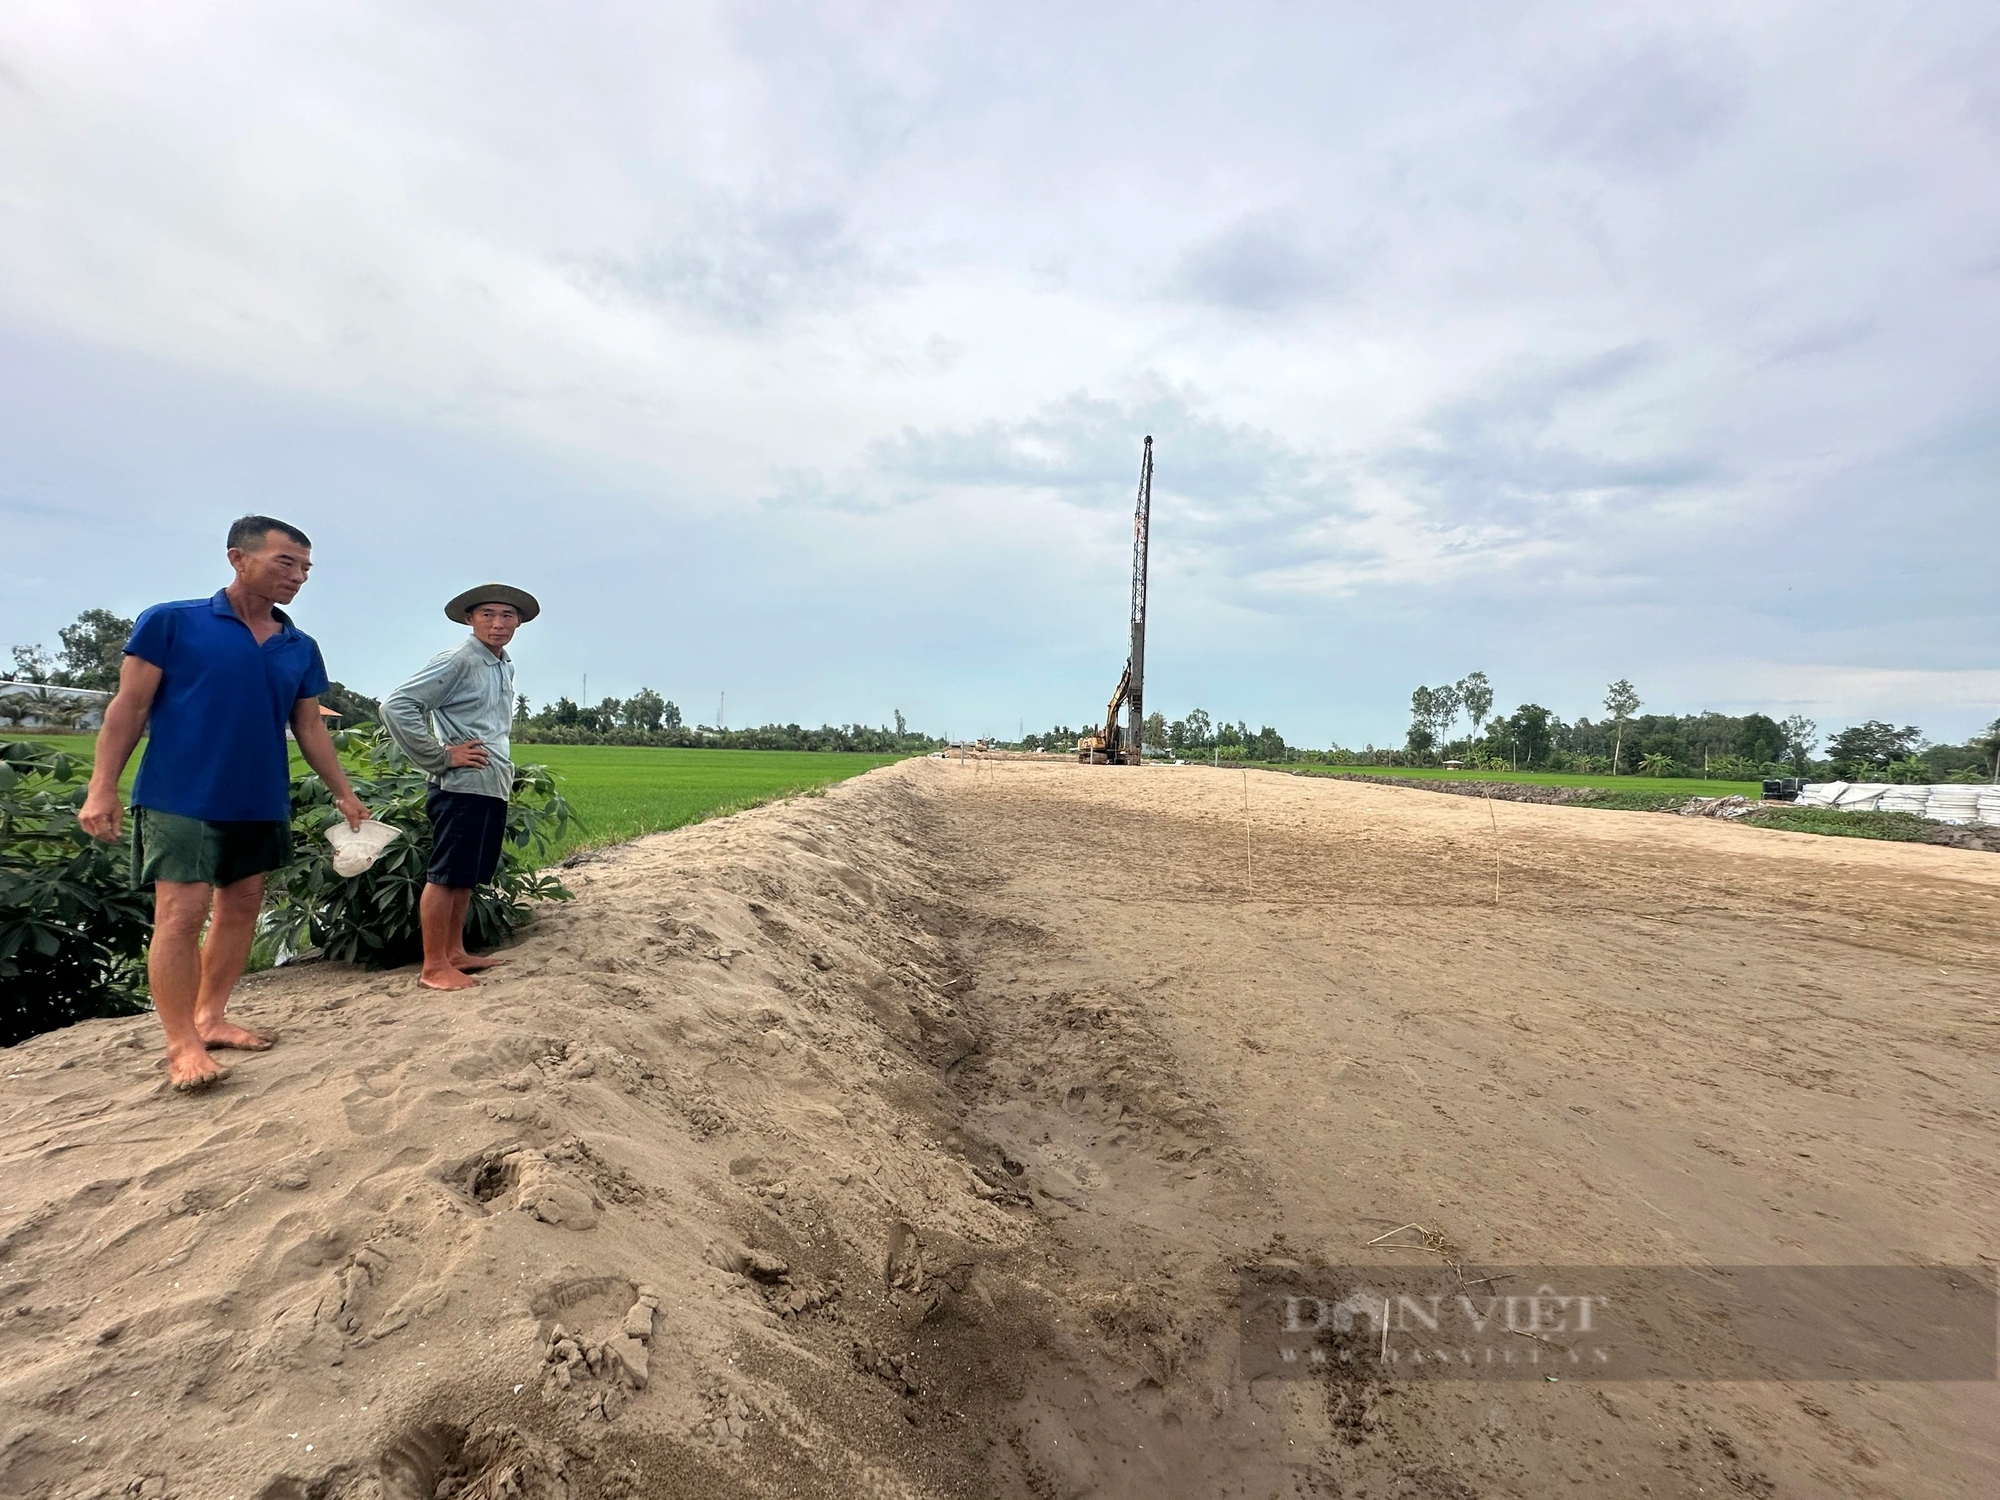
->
[1078, 436, 1153, 765]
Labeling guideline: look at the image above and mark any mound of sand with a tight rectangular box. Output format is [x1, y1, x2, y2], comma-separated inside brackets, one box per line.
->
[1, 767, 1088, 1499]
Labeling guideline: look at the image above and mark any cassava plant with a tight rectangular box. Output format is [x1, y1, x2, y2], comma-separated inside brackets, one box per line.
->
[0, 739, 152, 1045]
[263, 727, 574, 969]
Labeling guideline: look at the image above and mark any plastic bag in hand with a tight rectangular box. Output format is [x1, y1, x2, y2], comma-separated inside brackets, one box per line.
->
[325, 818, 402, 877]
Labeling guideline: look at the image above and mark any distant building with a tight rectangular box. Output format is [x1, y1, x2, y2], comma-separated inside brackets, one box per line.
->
[283, 703, 346, 741]
[0, 682, 112, 730]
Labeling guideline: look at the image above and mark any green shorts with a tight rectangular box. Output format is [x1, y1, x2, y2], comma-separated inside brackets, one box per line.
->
[131, 807, 294, 888]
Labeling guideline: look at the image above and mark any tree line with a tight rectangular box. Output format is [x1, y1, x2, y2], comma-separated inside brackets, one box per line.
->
[1016, 709, 1290, 762]
[509, 694, 937, 752]
[8, 608, 132, 691]
[1014, 674, 1998, 784]
[1393, 672, 1999, 783]
[6, 609, 940, 754]
[2, 609, 136, 727]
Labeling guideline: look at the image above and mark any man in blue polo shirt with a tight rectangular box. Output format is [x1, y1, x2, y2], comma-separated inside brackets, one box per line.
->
[80, 516, 367, 1092]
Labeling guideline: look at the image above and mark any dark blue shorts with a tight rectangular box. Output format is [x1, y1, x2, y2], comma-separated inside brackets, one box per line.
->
[426, 788, 508, 889]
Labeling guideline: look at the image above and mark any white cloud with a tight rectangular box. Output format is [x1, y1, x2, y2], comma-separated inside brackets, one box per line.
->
[1712, 664, 2000, 718]
[1, 1, 1996, 743]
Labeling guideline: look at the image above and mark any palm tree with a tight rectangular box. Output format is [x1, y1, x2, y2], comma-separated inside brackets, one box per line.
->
[9, 687, 85, 729]
[1639, 751, 1673, 778]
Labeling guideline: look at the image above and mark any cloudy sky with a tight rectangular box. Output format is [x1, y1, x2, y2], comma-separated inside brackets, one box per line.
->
[3, 2, 1996, 747]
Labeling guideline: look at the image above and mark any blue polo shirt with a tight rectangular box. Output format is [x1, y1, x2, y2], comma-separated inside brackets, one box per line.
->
[127, 590, 330, 824]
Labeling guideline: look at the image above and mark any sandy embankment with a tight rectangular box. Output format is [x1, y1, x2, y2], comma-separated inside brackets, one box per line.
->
[2, 765, 1061, 1499]
[3, 758, 1998, 1499]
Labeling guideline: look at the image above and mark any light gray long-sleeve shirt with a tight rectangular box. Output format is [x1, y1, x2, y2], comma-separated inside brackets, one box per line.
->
[381, 636, 516, 801]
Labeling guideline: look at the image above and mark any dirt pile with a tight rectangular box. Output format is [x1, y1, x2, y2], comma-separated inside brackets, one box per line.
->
[1676, 793, 1759, 818]
[0, 766, 1181, 1500]
[1926, 822, 2000, 853]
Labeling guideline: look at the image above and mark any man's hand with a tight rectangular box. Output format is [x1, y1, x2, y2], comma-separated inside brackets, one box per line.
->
[446, 741, 490, 769]
[334, 791, 368, 832]
[79, 786, 124, 843]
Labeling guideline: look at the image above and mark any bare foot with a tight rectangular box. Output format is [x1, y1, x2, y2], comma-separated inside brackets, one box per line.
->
[450, 952, 508, 972]
[198, 1020, 276, 1051]
[419, 965, 479, 991]
[166, 1043, 231, 1092]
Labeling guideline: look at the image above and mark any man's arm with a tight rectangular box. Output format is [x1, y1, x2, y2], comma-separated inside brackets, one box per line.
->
[292, 699, 367, 831]
[79, 654, 162, 842]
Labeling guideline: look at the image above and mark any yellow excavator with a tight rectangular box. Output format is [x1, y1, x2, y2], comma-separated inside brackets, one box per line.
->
[1078, 437, 1153, 765]
[1076, 663, 1135, 765]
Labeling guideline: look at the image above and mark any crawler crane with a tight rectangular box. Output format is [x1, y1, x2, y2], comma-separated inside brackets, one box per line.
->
[1077, 437, 1153, 765]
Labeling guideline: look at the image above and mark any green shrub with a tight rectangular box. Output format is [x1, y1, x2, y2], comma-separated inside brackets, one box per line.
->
[1575, 787, 1692, 812]
[1743, 806, 1936, 842]
[1878, 757, 1933, 785]
[0, 739, 152, 1046]
[262, 728, 575, 969]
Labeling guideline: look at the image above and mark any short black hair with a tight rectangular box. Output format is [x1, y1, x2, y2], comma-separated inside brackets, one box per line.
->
[227, 515, 312, 551]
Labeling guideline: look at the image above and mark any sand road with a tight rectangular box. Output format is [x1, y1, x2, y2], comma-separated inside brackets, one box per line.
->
[925, 759, 2000, 1497]
[1, 758, 1995, 1499]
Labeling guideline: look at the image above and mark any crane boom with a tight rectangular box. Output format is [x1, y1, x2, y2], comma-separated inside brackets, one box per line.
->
[1077, 436, 1154, 765]
[1126, 435, 1152, 764]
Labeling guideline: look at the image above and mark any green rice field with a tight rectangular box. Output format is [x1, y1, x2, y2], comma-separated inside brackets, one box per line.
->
[20, 734, 903, 865]
[521, 745, 901, 861]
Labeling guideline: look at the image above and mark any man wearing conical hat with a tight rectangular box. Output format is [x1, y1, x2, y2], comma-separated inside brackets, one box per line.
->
[382, 584, 540, 990]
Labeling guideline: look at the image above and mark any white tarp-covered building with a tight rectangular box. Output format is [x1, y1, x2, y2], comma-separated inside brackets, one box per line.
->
[1796, 782, 2000, 825]
[0, 682, 112, 730]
